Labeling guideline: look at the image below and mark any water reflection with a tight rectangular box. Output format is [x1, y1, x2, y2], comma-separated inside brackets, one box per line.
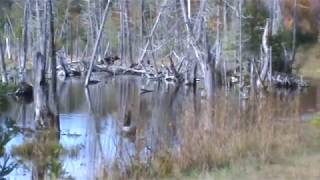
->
[0, 76, 319, 179]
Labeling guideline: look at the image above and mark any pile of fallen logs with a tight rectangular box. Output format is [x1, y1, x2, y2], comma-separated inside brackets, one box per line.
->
[57, 53, 187, 84]
[57, 52, 309, 91]
[271, 73, 309, 89]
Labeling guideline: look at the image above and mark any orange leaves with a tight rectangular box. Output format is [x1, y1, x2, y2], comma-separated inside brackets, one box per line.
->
[282, 0, 319, 35]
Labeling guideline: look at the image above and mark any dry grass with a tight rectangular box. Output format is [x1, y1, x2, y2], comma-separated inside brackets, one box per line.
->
[100, 94, 308, 179]
[297, 43, 320, 78]
[175, 95, 301, 172]
[12, 131, 64, 161]
[189, 123, 320, 180]
[11, 131, 69, 179]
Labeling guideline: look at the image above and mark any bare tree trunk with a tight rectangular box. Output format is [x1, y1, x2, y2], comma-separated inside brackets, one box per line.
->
[48, 0, 57, 93]
[5, 37, 11, 61]
[58, 2, 70, 41]
[138, 0, 167, 65]
[120, 0, 126, 65]
[187, 0, 191, 20]
[290, 0, 297, 67]
[257, 19, 271, 88]
[125, 0, 134, 65]
[180, 0, 207, 76]
[85, 0, 112, 87]
[47, 0, 60, 133]
[36, 0, 43, 54]
[215, 2, 222, 67]
[76, 18, 80, 60]
[271, 0, 281, 35]
[204, 21, 215, 98]
[21, 0, 30, 74]
[239, 0, 243, 90]
[180, 0, 191, 43]
[34, 52, 48, 128]
[0, 37, 8, 83]
[70, 21, 73, 62]
[43, 0, 48, 69]
[141, 0, 146, 38]
[222, 0, 228, 87]
[6, 15, 14, 60]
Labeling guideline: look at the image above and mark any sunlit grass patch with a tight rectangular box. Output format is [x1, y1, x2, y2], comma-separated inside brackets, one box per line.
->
[297, 43, 320, 79]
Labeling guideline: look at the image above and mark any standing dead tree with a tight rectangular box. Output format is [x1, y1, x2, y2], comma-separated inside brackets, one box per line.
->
[119, 0, 134, 66]
[179, 0, 219, 97]
[0, 36, 8, 83]
[21, 0, 30, 76]
[48, 0, 57, 92]
[85, 0, 112, 87]
[257, 19, 271, 88]
[137, 0, 168, 76]
[34, 52, 59, 131]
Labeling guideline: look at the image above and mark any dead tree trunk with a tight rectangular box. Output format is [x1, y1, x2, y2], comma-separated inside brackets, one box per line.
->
[181, 0, 216, 96]
[34, 52, 60, 131]
[43, 0, 48, 69]
[141, 0, 147, 38]
[239, 0, 243, 90]
[0, 37, 8, 83]
[138, 0, 167, 69]
[85, 0, 112, 86]
[120, 0, 126, 65]
[257, 19, 271, 88]
[34, 52, 49, 128]
[36, 0, 43, 54]
[125, 0, 134, 66]
[21, 0, 30, 74]
[203, 21, 215, 97]
[48, 0, 60, 131]
[288, 0, 297, 73]
[48, 0, 57, 93]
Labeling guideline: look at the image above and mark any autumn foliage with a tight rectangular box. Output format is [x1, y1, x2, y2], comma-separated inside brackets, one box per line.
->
[282, 0, 320, 37]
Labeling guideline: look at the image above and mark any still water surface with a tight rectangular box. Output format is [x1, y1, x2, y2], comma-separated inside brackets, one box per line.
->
[0, 75, 319, 179]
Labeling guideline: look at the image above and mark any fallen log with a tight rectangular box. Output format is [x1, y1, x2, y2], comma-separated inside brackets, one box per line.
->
[95, 64, 146, 75]
[272, 73, 308, 89]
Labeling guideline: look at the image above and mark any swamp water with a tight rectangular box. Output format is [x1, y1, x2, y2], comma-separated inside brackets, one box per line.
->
[0, 75, 319, 179]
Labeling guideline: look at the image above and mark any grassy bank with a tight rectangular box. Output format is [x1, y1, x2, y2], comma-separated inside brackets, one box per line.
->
[184, 123, 320, 180]
[297, 43, 320, 78]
